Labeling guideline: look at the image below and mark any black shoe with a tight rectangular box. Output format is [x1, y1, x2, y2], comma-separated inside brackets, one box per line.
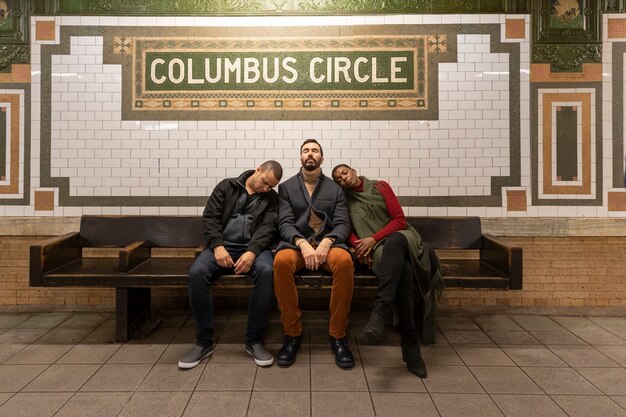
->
[402, 343, 427, 378]
[362, 312, 386, 343]
[277, 335, 301, 367]
[330, 337, 355, 369]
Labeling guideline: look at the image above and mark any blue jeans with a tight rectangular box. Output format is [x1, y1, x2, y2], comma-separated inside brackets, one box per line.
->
[188, 246, 274, 347]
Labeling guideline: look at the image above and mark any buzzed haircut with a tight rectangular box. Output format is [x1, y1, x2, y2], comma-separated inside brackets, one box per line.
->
[331, 164, 352, 178]
[259, 160, 283, 181]
[300, 139, 323, 156]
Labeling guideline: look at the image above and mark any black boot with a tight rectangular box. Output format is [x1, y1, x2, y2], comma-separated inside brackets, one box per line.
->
[277, 335, 301, 367]
[401, 330, 427, 378]
[362, 311, 386, 343]
[330, 337, 355, 369]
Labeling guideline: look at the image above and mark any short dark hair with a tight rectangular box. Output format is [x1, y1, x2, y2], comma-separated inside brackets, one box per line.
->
[331, 164, 352, 178]
[300, 139, 323, 156]
[259, 160, 283, 181]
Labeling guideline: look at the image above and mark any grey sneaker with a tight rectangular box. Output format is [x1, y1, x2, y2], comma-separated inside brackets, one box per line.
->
[245, 343, 274, 367]
[178, 344, 216, 369]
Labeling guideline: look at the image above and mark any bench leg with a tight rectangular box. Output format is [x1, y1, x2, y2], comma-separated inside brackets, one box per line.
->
[115, 287, 152, 342]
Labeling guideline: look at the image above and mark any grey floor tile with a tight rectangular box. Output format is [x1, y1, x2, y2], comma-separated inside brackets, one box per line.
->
[364, 365, 426, 392]
[510, 316, 564, 331]
[470, 366, 543, 394]
[55, 392, 131, 417]
[132, 326, 179, 344]
[358, 345, 403, 365]
[486, 330, 541, 345]
[570, 330, 626, 346]
[588, 317, 626, 333]
[611, 395, 626, 409]
[0, 328, 50, 344]
[522, 367, 602, 395]
[248, 391, 310, 417]
[209, 343, 265, 364]
[158, 314, 189, 329]
[118, 391, 191, 417]
[310, 363, 368, 391]
[182, 391, 250, 417]
[81, 364, 153, 392]
[551, 395, 626, 417]
[254, 363, 310, 391]
[422, 365, 484, 394]
[0, 343, 27, 363]
[547, 345, 620, 367]
[58, 343, 121, 364]
[551, 316, 605, 332]
[0, 364, 47, 392]
[15, 313, 70, 329]
[138, 363, 202, 391]
[454, 345, 516, 366]
[37, 327, 93, 344]
[312, 392, 375, 417]
[158, 343, 198, 364]
[107, 343, 168, 364]
[0, 394, 10, 407]
[81, 326, 117, 344]
[5, 343, 73, 365]
[473, 315, 524, 331]
[491, 394, 568, 417]
[57, 313, 110, 329]
[501, 346, 567, 367]
[442, 330, 494, 345]
[0, 314, 30, 329]
[0, 392, 71, 417]
[371, 392, 439, 417]
[575, 367, 626, 395]
[422, 345, 464, 365]
[171, 327, 197, 343]
[593, 346, 626, 366]
[217, 321, 248, 344]
[437, 317, 481, 331]
[431, 393, 504, 417]
[196, 362, 255, 391]
[529, 331, 587, 345]
[23, 364, 99, 392]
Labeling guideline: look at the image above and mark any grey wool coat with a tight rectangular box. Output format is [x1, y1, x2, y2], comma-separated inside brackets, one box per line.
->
[276, 170, 351, 252]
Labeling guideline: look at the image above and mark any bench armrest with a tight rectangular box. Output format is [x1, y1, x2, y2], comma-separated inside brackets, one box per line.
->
[119, 240, 150, 272]
[480, 234, 523, 289]
[29, 232, 81, 286]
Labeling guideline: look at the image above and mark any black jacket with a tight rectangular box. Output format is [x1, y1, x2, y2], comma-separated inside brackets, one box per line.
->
[202, 170, 279, 255]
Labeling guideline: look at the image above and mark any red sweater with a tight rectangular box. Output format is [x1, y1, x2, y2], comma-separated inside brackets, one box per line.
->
[348, 180, 407, 247]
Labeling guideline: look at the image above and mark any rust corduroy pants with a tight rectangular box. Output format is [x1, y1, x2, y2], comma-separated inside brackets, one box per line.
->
[273, 248, 354, 339]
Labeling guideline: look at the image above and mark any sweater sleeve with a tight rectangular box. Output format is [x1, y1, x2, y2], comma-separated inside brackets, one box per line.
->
[372, 180, 407, 242]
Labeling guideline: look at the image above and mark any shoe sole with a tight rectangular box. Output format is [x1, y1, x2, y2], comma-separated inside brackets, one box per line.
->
[177, 347, 215, 369]
[245, 346, 274, 367]
[335, 360, 355, 369]
[276, 358, 296, 367]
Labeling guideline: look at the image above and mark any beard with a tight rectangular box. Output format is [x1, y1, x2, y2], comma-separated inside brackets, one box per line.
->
[302, 157, 320, 171]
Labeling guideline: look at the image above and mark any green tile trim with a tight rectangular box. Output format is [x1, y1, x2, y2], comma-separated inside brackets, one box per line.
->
[0, 108, 5, 179]
[0, 84, 31, 206]
[530, 82, 603, 206]
[55, 0, 523, 15]
[612, 42, 626, 188]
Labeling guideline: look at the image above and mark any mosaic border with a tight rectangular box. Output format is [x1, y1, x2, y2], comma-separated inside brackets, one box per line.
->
[612, 42, 626, 188]
[40, 24, 521, 208]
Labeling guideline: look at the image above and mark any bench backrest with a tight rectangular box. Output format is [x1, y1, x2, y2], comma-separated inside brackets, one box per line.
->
[79, 216, 204, 248]
[78, 215, 482, 250]
[406, 216, 482, 249]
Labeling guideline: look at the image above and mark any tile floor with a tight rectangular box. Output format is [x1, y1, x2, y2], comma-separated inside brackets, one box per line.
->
[0, 311, 625, 417]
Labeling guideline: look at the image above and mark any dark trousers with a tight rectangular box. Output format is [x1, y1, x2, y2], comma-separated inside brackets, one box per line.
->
[373, 233, 420, 334]
[188, 246, 274, 347]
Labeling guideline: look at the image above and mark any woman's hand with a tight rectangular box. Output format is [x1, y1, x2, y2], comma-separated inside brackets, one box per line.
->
[354, 237, 376, 258]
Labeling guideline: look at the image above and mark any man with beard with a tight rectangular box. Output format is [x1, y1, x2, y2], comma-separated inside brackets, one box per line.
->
[273, 139, 355, 369]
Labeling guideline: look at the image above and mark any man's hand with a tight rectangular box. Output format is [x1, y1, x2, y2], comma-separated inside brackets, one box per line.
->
[315, 237, 334, 265]
[234, 251, 256, 274]
[298, 241, 320, 271]
[213, 245, 234, 269]
[354, 237, 376, 258]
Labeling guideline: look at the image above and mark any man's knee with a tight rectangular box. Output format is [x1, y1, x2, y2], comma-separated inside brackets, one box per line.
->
[273, 250, 297, 273]
[328, 249, 354, 273]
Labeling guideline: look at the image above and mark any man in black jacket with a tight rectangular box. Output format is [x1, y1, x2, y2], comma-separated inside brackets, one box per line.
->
[178, 160, 282, 369]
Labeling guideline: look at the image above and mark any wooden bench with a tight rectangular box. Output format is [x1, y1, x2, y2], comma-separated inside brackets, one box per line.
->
[30, 215, 522, 342]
